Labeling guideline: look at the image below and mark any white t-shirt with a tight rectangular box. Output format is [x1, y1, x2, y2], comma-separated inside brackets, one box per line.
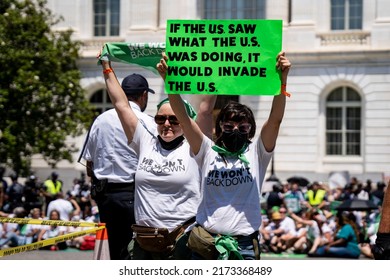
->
[131, 122, 201, 232]
[306, 220, 321, 241]
[25, 221, 42, 237]
[264, 222, 281, 238]
[280, 216, 297, 236]
[193, 135, 272, 236]
[47, 199, 74, 221]
[41, 225, 67, 240]
[0, 223, 6, 237]
[83, 102, 156, 183]
[307, 221, 332, 242]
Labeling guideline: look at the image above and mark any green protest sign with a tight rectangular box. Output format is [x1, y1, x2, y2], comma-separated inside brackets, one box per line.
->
[165, 19, 282, 95]
[99, 42, 165, 74]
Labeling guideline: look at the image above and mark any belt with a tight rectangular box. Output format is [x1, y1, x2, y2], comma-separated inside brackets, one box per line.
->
[202, 226, 258, 240]
[232, 231, 259, 240]
[106, 182, 135, 193]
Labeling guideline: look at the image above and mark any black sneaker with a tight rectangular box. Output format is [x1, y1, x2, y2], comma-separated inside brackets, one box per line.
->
[373, 233, 390, 260]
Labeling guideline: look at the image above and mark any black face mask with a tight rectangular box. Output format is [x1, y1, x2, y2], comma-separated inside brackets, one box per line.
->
[157, 135, 184, 150]
[221, 130, 248, 153]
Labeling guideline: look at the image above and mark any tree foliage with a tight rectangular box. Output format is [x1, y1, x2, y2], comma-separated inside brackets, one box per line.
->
[0, 0, 95, 175]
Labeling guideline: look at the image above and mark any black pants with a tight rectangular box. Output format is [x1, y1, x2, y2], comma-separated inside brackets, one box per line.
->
[96, 191, 135, 260]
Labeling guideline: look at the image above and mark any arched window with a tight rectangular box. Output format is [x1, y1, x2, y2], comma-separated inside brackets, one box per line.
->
[93, 0, 120, 36]
[89, 89, 113, 115]
[326, 86, 361, 156]
[331, 0, 362, 30]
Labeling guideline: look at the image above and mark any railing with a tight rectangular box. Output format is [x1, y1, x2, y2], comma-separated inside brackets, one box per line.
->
[80, 38, 125, 51]
[317, 31, 370, 46]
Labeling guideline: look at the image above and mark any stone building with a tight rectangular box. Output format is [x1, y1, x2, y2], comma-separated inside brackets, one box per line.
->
[31, 0, 390, 190]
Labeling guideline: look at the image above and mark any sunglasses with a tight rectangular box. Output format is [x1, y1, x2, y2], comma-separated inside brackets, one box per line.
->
[154, 115, 180, 125]
[220, 121, 252, 134]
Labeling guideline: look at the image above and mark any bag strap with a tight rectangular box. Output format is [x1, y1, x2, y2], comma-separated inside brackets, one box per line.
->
[168, 216, 196, 243]
[252, 234, 260, 260]
[77, 117, 97, 164]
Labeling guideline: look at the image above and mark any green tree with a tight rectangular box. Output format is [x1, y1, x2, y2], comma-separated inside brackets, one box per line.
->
[0, 0, 95, 176]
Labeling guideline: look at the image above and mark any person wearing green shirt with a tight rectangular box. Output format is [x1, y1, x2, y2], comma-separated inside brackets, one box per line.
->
[315, 212, 360, 259]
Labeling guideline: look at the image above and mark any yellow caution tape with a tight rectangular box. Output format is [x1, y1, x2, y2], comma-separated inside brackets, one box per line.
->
[0, 225, 105, 258]
[0, 217, 100, 228]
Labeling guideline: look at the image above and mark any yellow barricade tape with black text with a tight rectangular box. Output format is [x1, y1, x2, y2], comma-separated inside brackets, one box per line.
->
[0, 217, 100, 228]
[0, 217, 105, 258]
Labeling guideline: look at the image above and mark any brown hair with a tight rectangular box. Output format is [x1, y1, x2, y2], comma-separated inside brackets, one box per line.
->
[335, 212, 360, 243]
[214, 101, 256, 146]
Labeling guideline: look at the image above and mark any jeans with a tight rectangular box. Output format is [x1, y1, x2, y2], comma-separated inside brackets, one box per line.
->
[236, 234, 260, 260]
[0, 232, 33, 247]
[316, 245, 360, 259]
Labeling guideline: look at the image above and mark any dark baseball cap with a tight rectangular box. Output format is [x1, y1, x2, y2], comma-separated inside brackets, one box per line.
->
[121, 73, 155, 95]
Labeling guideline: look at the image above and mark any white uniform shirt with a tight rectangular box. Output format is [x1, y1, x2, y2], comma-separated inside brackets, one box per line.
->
[131, 122, 201, 232]
[83, 102, 156, 183]
[194, 135, 273, 236]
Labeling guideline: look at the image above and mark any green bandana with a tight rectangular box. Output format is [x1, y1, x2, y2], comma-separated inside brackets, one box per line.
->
[157, 98, 197, 120]
[215, 235, 244, 260]
[98, 42, 165, 75]
[212, 144, 249, 165]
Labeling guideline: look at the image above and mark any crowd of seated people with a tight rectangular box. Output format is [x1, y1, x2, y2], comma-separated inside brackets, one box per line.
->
[0, 171, 98, 251]
[259, 178, 386, 259]
[1, 170, 386, 257]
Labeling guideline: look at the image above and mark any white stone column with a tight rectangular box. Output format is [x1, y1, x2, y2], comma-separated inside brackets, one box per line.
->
[371, 0, 390, 47]
[375, 0, 390, 22]
[266, 0, 289, 24]
[290, 0, 315, 26]
[284, 0, 317, 51]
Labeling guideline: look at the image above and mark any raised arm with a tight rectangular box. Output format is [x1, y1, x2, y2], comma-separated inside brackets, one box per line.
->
[287, 209, 313, 226]
[261, 51, 291, 152]
[100, 59, 138, 142]
[169, 93, 205, 155]
[196, 95, 217, 139]
[69, 198, 81, 217]
[157, 55, 204, 155]
[157, 52, 217, 139]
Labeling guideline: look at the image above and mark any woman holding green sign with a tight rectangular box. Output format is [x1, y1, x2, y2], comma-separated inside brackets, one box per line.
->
[157, 51, 291, 260]
[98, 54, 217, 260]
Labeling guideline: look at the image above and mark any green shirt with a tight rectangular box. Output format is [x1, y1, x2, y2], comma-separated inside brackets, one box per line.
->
[336, 224, 360, 257]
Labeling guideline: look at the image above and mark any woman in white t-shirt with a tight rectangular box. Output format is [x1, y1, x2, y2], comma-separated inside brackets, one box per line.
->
[99, 57, 215, 260]
[288, 209, 333, 255]
[157, 51, 291, 260]
[37, 209, 67, 250]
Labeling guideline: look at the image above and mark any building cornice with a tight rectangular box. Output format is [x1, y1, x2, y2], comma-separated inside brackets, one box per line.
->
[286, 50, 390, 68]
